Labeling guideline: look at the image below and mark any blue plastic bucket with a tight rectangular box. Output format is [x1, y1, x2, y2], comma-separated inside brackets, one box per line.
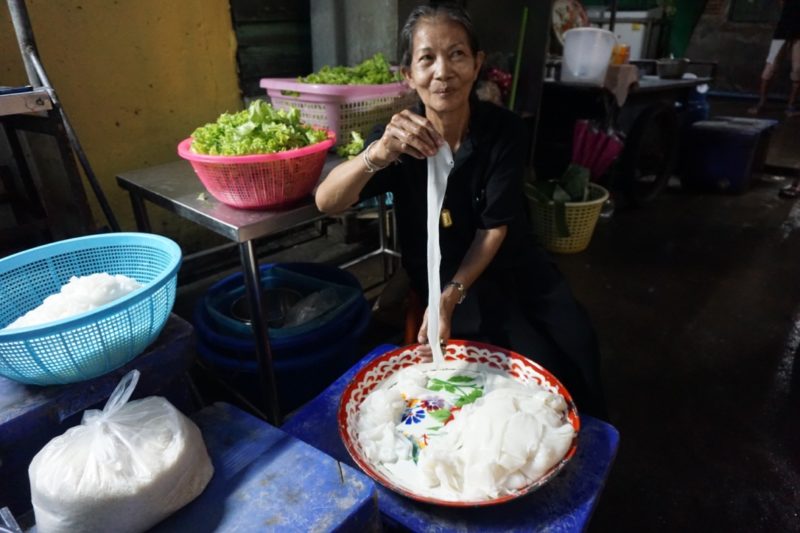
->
[196, 294, 371, 412]
[194, 263, 368, 359]
[193, 293, 369, 360]
[203, 263, 364, 346]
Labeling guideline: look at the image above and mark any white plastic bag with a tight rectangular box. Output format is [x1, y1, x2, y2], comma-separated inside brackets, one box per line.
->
[28, 370, 214, 533]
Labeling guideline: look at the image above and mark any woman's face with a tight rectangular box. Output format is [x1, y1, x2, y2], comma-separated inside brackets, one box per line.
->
[403, 17, 484, 116]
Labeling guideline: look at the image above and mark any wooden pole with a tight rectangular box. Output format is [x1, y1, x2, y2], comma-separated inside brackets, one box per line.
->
[509, 5, 529, 111]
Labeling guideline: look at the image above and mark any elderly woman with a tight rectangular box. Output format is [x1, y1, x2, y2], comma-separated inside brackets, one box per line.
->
[315, 3, 606, 417]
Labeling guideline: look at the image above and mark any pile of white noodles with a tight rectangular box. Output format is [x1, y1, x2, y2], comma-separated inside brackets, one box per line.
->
[357, 364, 575, 501]
[4, 273, 141, 330]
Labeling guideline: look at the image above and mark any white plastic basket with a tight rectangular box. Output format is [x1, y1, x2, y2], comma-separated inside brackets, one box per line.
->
[260, 78, 417, 146]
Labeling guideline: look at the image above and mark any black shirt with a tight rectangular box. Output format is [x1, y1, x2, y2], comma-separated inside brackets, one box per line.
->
[775, 0, 800, 39]
[359, 100, 539, 291]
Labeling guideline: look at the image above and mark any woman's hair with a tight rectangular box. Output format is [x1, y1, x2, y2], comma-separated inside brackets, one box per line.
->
[398, 3, 480, 68]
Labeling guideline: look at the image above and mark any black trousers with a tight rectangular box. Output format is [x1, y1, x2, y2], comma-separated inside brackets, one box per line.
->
[443, 259, 608, 419]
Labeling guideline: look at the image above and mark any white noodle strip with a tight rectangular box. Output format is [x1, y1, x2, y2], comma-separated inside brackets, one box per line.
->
[426, 143, 454, 367]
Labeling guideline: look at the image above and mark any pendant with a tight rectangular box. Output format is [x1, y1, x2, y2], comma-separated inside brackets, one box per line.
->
[441, 208, 453, 228]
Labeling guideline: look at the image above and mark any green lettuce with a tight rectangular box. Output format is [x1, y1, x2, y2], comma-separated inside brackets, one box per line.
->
[335, 131, 365, 159]
[190, 100, 328, 156]
[299, 53, 402, 85]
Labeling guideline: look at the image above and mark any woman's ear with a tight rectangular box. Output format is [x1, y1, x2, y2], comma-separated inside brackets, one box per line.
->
[402, 66, 415, 89]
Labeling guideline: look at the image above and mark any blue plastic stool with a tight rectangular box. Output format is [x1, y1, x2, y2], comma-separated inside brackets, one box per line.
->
[282, 344, 621, 532]
[151, 402, 379, 532]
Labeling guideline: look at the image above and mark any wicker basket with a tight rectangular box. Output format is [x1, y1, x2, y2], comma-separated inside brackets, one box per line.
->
[260, 78, 417, 146]
[529, 183, 609, 254]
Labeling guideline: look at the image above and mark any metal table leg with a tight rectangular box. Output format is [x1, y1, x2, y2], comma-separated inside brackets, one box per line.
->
[129, 193, 152, 232]
[337, 193, 401, 276]
[239, 240, 281, 425]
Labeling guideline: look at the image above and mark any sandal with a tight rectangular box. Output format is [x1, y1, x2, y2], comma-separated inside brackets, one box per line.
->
[779, 182, 800, 198]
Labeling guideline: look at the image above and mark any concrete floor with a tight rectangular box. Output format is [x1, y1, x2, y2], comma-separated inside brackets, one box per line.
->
[173, 97, 800, 532]
[569, 98, 800, 532]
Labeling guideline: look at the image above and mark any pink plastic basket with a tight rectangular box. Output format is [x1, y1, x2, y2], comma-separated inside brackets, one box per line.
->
[177, 132, 335, 210]
[260, 78, 418, 146]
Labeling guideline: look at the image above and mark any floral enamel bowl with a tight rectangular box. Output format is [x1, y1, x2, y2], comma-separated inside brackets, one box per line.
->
[337, 340, 580, 506]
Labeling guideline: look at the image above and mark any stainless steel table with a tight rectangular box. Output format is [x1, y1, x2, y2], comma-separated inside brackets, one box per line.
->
[115, 156, 395, 425]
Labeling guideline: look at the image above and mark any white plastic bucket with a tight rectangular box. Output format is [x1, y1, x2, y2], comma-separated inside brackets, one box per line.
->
[561, 28, 616, 86]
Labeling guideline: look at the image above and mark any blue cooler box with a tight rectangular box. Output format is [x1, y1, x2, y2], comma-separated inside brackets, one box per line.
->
[681, 116, 778, 193]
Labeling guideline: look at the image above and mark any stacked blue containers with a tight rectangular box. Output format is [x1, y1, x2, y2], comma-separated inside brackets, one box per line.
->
[193, 262, 370, 413]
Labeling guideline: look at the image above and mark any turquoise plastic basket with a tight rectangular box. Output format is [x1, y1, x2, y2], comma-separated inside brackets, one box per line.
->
[0, 233, 182, 385]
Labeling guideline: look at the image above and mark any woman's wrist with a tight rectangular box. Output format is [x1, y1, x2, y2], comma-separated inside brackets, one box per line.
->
[368, 139, 400, 169]
[442, 281, 466, 307]
[362, 141, 387, 173]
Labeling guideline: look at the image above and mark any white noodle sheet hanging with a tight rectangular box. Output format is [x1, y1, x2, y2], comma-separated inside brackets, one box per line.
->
[426, 143, 454, 367]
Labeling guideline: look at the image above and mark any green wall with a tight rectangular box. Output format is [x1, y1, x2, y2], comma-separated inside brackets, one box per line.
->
[669, 0, 707, 57]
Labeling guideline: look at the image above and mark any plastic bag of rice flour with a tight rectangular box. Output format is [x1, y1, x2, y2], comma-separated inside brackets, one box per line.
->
[28, 370, 214, 533]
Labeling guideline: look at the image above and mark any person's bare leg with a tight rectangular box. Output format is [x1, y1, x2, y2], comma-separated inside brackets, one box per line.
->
[751, 40, 785, 114]
[787, 40, 800, 116]
[748, 77, 770, 114]
[788, 82, 800, 116]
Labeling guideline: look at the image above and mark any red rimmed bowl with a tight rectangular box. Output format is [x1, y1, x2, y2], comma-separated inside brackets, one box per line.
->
[338, 340, 580, 506]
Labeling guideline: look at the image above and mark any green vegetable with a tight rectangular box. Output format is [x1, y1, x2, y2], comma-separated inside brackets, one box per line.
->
[335, 131, 365, 159]
[524, 163, 591, 238]
[299, 53, 402, 85]
[189, 100, 328, 156]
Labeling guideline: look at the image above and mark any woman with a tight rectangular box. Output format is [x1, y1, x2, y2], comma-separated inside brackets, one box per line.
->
[315, 3, 606, 418]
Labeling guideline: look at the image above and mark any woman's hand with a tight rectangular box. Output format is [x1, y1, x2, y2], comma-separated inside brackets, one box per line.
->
[315, 109, 445, 214]
[414, 227, 507, 355]
[371, 110, 445, 164]
[416, 285, 461, 356]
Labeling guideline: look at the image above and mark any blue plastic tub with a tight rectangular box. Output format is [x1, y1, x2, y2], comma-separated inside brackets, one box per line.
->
[196, 296, 371, 412]
[204, 264, 362, 341]
[195, 263, 367, 357]
[193, 292, 369, 360]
